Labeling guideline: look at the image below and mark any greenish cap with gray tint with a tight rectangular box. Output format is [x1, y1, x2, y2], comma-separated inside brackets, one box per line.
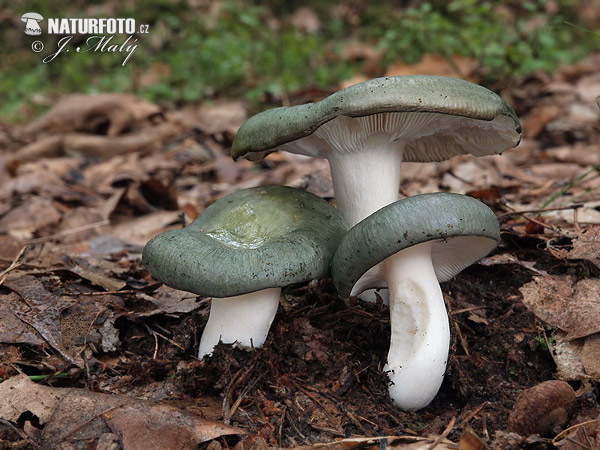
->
[331, 193, 501, 297]
[143, 186, 348, 298]
[232, 75, 521, 161]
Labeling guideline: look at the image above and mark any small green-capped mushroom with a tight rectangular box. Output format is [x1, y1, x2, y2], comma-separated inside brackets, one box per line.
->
[331, 193, 500, 411]
[143, 186, 348, 357]
[233, 75, 521, 227]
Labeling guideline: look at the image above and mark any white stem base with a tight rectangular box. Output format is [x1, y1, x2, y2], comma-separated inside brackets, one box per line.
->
[198, 287, 281, 358]
[383, 242, 450, 411]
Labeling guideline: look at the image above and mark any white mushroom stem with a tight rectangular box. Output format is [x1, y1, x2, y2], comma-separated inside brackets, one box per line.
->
[383, 241, 450, 411]
[328, 142, 404, 227]
[198, 287, 281, 358]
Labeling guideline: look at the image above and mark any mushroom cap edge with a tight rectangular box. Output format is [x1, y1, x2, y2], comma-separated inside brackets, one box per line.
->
[331, 192, 500, 297]
[143, 186, 348, 297]
[231, 75, 521, 161]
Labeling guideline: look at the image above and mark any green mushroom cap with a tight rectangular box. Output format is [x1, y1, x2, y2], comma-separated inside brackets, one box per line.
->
[331, 193, 500, 297]
[232, 75, 521, 162]
[143, 186, 348, 298]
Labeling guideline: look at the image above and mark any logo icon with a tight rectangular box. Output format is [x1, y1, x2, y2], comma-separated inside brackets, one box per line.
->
[21, 12, 43, 36]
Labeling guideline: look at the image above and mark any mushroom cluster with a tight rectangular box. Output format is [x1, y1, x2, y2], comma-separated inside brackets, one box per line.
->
[143, 75, 521, 410]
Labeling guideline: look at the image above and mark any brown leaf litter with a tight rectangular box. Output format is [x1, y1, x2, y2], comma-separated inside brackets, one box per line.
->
[0, 375, 243, 450]
[0, 56, 600, 449]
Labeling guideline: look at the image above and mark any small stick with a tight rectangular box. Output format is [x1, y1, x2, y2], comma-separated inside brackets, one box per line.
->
[151, 329, 187, 353]
[454, 321, 470, 357]
[77, 308, 107, 357]
[294, 381, 342, 433]
[552, 419, 597, 443]
[0, 246, 28, 286]
[285, 409, 306, 440]
[152, 333, 159, 359]
[0, 418, 39, 448]
[74, 290, 143, 296]
[426, 415, 456, 450]
[497, 204, 582, 220]
[227, 373, 263, 421]
[58, 403, 125, 443]
[278, 405, 287, 448]
[458, 402, 487, 426]
[25, 220, 109, 244]
[450, 306, 490, 315]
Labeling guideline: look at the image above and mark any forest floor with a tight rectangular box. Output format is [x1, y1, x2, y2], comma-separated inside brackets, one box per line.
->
[0, 55, 599, 450]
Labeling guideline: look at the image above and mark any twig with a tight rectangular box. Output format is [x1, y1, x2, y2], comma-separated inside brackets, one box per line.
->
[151, 332, 158, 359]
[74, 290, 144, 296]
[77, 308, 107, 357]
[450, 306, 489, 315]
[0, 246, 28, 286]
[141, 322, 187, 359]
[278, 405, 287, 448]
[293, 380, 343, 434]
[552, 419, 597, 446]
[285, 409, 306, 440]
[458, 402, 488, 426]
[227, 372, 264, 421]
[222, 358, 259, 423]
[24, 220, 109, 244]
[523, 214, 573, 237]
[454, 321, 470, 357]
[497, 204, 582, 220]
[58, 403, 125, 443]
[0, 418, 40, 448]
[446, 294, 470, 357]
[343, 410, 369, 435]
[426, 415, 456, 450]
[151, 329, 187, 353]
[541, 163, 600, 209]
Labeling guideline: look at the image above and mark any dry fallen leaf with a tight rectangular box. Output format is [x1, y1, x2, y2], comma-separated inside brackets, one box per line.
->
[0, 293, 45, 346]
[66, 256, 128, 291]
[551, 331, 587, 380]
[108, 210, 182, 246]
[519, 275, 600, 340]
[3, 275, 81, 366]
[581, 333, 600, 379]
[552, 417, 600, 449]
[568, 226, 600, 269]
[136, 286, 203, 316]
[0, 196, 62, 238]
[0, 375, 244, 450]
[285, 435, 457, 450]
[523, 104, 562, 139]
[23, 93, 162, 137]
[385, 54, 479, 81]
[478, 253, 549, 276]
[0, 375, 65, 423]
[196, 101, 248, 137]
[9, 122, 181, 166]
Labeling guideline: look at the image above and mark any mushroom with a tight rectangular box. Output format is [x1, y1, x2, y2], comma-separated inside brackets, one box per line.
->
[232, 75, 521, 227]
[142, 186, 347, 358]
[331, 192, 500, 410]
[20, 12, 43, 36]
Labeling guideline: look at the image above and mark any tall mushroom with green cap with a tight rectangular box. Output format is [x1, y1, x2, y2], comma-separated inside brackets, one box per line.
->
[143, 186, 348, 358]
[232, 75, 521, 227]
[331, 192, 500, 410]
